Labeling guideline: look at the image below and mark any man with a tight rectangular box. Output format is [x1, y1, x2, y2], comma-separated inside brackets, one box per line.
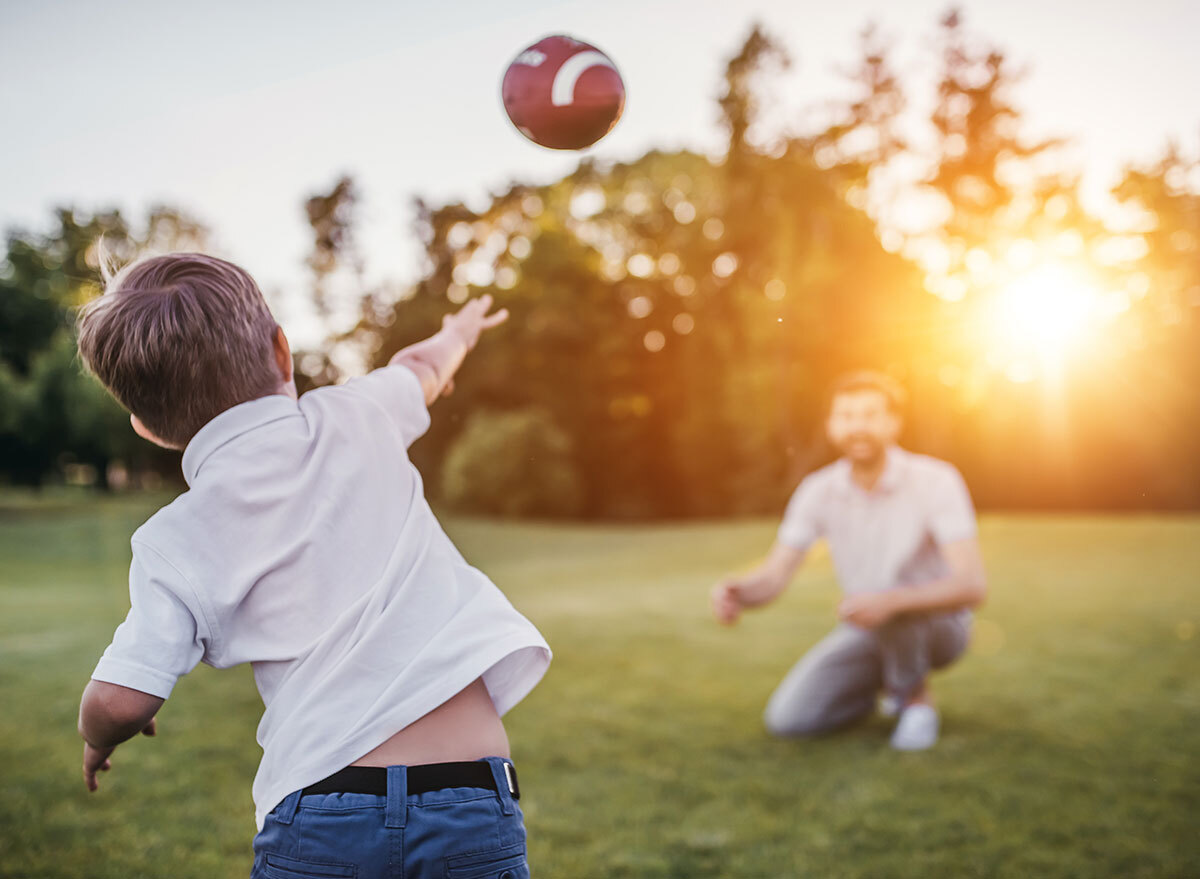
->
[711, 371, 986, 750]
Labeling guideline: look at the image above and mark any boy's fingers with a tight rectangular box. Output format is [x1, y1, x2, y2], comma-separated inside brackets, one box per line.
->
[142, 718, 156, 736]
[460, 295, 491, 317]
[482, 309, 509, 328]
[82, 755, 111, 791]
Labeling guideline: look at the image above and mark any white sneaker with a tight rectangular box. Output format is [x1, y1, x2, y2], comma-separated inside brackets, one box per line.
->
[889, 703, 940, 751]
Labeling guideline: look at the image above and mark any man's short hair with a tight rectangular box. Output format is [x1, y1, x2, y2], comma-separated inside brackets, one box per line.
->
[76, 252, 281, 448]
[829, 370, 907, 414]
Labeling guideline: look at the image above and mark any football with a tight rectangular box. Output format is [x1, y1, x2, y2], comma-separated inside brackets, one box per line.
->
[501, 35, 625, 150]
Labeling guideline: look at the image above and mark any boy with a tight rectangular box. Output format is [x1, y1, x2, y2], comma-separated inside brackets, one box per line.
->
[75, 252, 550, 877]
[711, 371, 986, 750]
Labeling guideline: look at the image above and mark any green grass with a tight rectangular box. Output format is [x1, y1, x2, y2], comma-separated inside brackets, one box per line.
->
[0, 492, 1197, 877]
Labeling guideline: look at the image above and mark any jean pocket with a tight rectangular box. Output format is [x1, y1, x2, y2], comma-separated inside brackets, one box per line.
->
[260, 852, 357, 879]
[444, 842, 529, 879]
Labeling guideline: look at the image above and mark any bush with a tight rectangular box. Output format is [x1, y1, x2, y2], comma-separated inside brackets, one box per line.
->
[440, 408, 583, 517]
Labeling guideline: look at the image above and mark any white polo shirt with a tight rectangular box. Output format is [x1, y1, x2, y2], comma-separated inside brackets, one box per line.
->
[91, 365, 551, 830]
[778, 446, 978, 597]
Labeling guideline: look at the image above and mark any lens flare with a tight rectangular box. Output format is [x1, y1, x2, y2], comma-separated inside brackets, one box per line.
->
[985, 262, 1105, 378]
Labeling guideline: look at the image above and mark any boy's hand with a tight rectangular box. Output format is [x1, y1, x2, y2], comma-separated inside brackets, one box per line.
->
[83, 741, 115, 792]
[442, 294, 508, 351]
[388, 294, 509, 405]
[81, 718, 156, 792]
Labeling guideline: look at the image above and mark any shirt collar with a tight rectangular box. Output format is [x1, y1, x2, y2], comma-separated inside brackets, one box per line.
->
[837, 445, 906, 496]
[181, 394, 302, 486]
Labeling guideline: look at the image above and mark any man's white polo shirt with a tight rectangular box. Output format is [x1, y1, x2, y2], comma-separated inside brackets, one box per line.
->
[90, 365, 551, 830]
[779, 445, 978, 598]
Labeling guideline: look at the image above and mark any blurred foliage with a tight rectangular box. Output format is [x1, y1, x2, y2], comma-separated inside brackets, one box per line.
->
[0, 208, 206, 487]
[441, 407, 583, 517]
[1, 11, 1197, 512]
[346, 25, 935, 518]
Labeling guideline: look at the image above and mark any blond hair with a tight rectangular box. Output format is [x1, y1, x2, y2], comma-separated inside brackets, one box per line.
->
[76, 252, 281, 448]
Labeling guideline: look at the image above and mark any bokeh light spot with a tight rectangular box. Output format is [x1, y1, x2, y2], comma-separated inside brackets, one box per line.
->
[672, 313, 695, 335]
[712, 252, 738, 278]
[627, 296, 653, 319]
[627, 253, 655, 278]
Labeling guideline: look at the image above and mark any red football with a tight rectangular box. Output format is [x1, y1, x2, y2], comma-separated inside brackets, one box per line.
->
[501, 35, 625, 150]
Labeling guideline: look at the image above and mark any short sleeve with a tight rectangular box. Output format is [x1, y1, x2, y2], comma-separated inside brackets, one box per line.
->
[778, 474, 825, 552]
[927, 465, 978, 546]
[339, 364, 431, 448]
[91, 546, 209, 700]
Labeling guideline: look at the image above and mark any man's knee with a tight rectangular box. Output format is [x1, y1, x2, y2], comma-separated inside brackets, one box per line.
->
[763, 695, 852, 738]
[763, 627, 881, 737]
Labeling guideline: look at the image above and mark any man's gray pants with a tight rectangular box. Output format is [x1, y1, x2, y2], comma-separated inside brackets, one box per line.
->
[764, 613, 970, 737]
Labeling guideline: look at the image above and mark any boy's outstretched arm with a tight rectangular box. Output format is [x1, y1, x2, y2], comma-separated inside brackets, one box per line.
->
[389, 294, 508, 406]
[78, 680, 163, 791]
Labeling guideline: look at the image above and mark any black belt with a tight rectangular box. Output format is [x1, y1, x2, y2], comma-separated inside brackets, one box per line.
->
[302, 760, 519, 800]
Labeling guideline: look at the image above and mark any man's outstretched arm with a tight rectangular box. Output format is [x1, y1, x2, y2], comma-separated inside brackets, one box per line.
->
[711, 541, 808, 625]
[78, 680, 163, 791]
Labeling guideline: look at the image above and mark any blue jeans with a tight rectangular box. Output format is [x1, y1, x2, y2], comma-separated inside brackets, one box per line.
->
[251, 758, 529, 879]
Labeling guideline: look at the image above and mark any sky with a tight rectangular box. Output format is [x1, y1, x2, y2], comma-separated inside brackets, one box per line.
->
[2, 0, 1197, 344]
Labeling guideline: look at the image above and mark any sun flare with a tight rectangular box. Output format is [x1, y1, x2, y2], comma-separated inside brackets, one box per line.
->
[983, 261, 1109, 380]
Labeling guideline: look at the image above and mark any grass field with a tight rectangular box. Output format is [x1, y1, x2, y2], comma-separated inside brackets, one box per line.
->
[0, 492, 1197, 878]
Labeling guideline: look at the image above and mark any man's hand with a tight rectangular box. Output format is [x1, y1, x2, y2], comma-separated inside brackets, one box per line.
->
[838, 539, 987, 628]
[711, 543, 806, 626]
[442, 294, 509, 352]
[837, 591, 901, 629]
[711, 579, 745, 625]
[711, 571, 783, 625]
[82, 717, 156, 792]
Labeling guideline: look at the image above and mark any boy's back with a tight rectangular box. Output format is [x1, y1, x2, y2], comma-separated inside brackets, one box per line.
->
[95, 364, 549, 828]
[75, 253, 548, 874]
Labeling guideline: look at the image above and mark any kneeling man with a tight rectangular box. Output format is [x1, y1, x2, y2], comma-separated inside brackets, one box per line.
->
[711, 372, 987, 750]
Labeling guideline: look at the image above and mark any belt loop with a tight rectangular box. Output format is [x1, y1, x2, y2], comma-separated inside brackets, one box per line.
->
[385, 765, 408, 828]
[487, 758, 517, 816]
[275, 789, 302, 826]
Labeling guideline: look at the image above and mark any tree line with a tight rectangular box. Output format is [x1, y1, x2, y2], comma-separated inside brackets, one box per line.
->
[2, 12, 1197, 515]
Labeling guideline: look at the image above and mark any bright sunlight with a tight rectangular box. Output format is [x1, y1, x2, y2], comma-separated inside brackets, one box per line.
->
[975, 258, 1126, 382]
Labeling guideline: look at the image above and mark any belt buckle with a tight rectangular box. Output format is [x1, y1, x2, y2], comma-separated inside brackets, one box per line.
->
[502, 761, 520, 799]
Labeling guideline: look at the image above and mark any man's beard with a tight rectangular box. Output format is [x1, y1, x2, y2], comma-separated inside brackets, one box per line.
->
[839, 436, 885, 464]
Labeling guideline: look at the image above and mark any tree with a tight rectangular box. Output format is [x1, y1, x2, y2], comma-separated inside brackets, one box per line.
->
[1105, 143, 1200, 507]
[0, 207, 206, 487]
[333, 25, 929, 519]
